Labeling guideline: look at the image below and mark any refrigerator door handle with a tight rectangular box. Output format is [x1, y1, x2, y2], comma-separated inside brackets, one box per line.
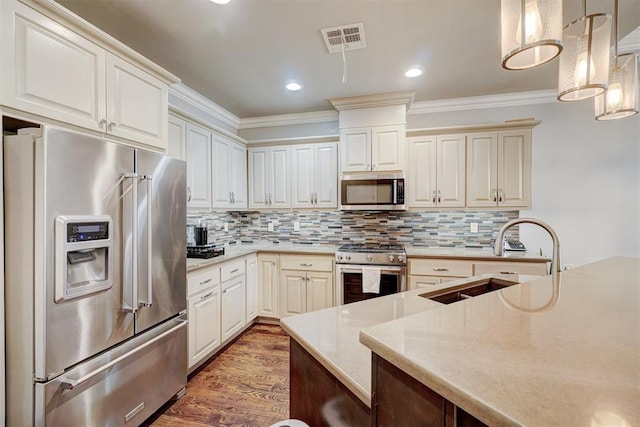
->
[123, 173, 139, 313]
[140, 175, 153, 308]
[59, 318, 188, 390]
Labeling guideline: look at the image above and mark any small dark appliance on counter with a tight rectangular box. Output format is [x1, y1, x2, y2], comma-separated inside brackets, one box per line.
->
[186, 244, 225, 259]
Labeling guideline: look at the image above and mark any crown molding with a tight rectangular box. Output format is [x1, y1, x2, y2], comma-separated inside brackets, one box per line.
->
[239, 110, 338, 129]
[329, 91, 415, 111]
[408, 90, 557, 115]
[618, 26, 640, 53]
[169, 83, 240, 129]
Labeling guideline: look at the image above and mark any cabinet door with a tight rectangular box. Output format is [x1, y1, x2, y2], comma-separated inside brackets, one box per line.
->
[314, 143, 338, 208]
[188, 286, 221, 369]
[340, 128, 371, 172]
[230, 142, 247, 208]
[167, 115, 186, 160]
[212, 135, 232, 208]
[466, 132, 498, 207]
[280, 270, 307, 317]
[407, 136, 437, 208]
[245, 256, 258, 322]
[222, 277, 246, 341]
[4, 2, 106, 132]
[270, 147, 291, 208]
[106, 53, 168, 150]
[291, 144, 315, 208]
[497, 129, 531, 208]
[185, 123, 212, 209]
[248, 148, 269, 209]
[306, 271, 334, 312]
[258, 254, 279, 318]
[372, 125, 405, 172]
[437, 134, 466, 208]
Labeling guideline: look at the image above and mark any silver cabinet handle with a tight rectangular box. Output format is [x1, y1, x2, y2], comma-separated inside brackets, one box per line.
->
[123, 173, 139, 314]
[98, 119, 107, 129]
[108, 121, 116, 131]
[498, 189, 504, 203]
[230, 268, 239, 274]
[367, 163, 371, 170]
[432, 190, 436, 204]
[232, 191, 235, 204]
[432, 268, 449, 272]
[500, 271, 517, 275]
[199, 278, 212, 285]
[437, 190, 441, 204]
[140, 175, 153, 308]
[60, 319, 187, 390]
[300, 263, 313, 267]
[492, 189, 498, 203]
[187, 186, 192, 202]
[230, 191, 233, 204]
[200, 291, 214, 300]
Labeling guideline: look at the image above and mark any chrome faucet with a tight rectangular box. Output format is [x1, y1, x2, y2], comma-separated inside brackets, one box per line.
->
[494, 217, 561, 274]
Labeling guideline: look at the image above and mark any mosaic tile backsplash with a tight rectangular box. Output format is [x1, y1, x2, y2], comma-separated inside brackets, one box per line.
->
[188, 210, 520, 248]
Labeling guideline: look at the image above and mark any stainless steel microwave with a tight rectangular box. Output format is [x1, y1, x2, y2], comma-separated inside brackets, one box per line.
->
[340, 173, 406, 210]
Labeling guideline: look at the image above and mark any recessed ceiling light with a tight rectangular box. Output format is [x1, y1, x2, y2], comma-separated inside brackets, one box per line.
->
[210, 0, 231, 4]
[405, 67, 423, 78]
[286, 82, 303, 91]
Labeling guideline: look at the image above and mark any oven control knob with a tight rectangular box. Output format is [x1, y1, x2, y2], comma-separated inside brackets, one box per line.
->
[367, 255, 373, 262]
[398, 255, 405, 263]
[337, 255, 343, 261]
[389, 255, 395, 262]
[345, 255, 351, 261]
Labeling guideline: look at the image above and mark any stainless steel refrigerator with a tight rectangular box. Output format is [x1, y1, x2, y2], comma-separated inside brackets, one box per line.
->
[4, 126, 187, 426]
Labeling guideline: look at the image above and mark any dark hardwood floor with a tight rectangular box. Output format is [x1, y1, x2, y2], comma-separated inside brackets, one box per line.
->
[146, 324, 290, 427]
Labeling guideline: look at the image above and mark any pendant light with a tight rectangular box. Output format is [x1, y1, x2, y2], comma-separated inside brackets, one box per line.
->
[594, 0, 639, 120]
[557, 0, 611, 101]
[501, 0, 563, 70]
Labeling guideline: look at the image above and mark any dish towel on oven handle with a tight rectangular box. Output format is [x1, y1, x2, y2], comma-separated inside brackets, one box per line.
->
[362, 267, 381, 294]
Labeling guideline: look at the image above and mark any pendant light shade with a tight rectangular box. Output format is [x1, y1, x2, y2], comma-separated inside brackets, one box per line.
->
[595, 53, 639, 120]
[501, 0, 563, 70]
[557, 12, 611, 101]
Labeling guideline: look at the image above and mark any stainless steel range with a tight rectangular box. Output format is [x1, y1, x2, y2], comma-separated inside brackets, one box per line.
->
[335, 243, 407, 304]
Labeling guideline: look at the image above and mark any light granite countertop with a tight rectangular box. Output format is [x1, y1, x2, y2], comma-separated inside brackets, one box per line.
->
[360, 257, 639, 426]
[280, 273, 536, 407]
[187, 242, 549, 272]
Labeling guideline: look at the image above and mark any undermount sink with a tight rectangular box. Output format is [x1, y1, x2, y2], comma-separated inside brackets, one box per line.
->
[421, 277, 517, 305]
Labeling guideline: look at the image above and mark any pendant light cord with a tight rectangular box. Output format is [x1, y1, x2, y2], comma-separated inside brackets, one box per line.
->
[341, 33, 348, 84]
[613, 0, 618, 62]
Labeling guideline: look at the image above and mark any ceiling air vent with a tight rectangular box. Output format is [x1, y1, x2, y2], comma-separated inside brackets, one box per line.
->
[321, 23, 366, 53]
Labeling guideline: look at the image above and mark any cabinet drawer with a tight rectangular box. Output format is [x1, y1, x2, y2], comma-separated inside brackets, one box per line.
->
[187, 267, 220, 296]
[220, 259, 245, 281]
[280, 255, 333, 272]
[409, 259, 473, 277]
[473, 262, 547, 276]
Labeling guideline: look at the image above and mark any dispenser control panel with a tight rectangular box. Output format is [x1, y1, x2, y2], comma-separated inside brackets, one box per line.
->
[66, 222, 109, 242]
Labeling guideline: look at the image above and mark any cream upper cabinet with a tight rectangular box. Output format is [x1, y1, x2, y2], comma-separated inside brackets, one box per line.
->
[2, 2, 169, 150]
[408, 134, 465, 208]
[248, 146, 290, 209]
[291, 142, 338, 209]
[167, 115, 186, 160]
[466, 129, 531, 208]
[340, 124, 405, 173]
[185, 123, 212, 209]
[213, 135, 247, 209]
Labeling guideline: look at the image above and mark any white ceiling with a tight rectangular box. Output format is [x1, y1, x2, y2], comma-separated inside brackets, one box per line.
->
[55, 0, 640, 119]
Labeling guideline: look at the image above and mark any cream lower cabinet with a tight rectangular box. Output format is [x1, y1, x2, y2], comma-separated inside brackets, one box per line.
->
[245, 255, 258, 322]
[187, 267, 221, 370]
[408, 257, 548, 290]
[279, 255, 334, 317]
[258, 254, 280, 318]
[2, 2, 169, 150]
[221, 260, 246, 341]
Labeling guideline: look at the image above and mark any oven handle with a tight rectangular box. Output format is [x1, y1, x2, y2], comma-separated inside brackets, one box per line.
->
[337, 265, 405, 274]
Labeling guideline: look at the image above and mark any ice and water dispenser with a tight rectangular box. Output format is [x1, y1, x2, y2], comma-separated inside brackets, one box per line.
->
[55, 215, 113, 302]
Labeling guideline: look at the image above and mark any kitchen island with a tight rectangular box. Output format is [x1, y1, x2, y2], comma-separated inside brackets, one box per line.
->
[282, 257, 639, 426]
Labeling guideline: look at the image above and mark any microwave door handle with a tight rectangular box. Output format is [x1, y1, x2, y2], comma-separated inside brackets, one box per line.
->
[393, 180, 397, 204]
[140, 175, 153, 308]
[123, 173, 139, 313]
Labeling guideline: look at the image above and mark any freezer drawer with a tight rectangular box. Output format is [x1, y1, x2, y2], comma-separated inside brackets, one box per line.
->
[35, 316, 187, 426]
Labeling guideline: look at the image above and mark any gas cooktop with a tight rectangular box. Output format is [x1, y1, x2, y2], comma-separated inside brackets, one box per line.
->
[335, 243, 406, 265]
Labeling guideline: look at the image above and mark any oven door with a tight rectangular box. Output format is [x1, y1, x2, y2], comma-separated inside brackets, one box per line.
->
[336, 264, 407, 305]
